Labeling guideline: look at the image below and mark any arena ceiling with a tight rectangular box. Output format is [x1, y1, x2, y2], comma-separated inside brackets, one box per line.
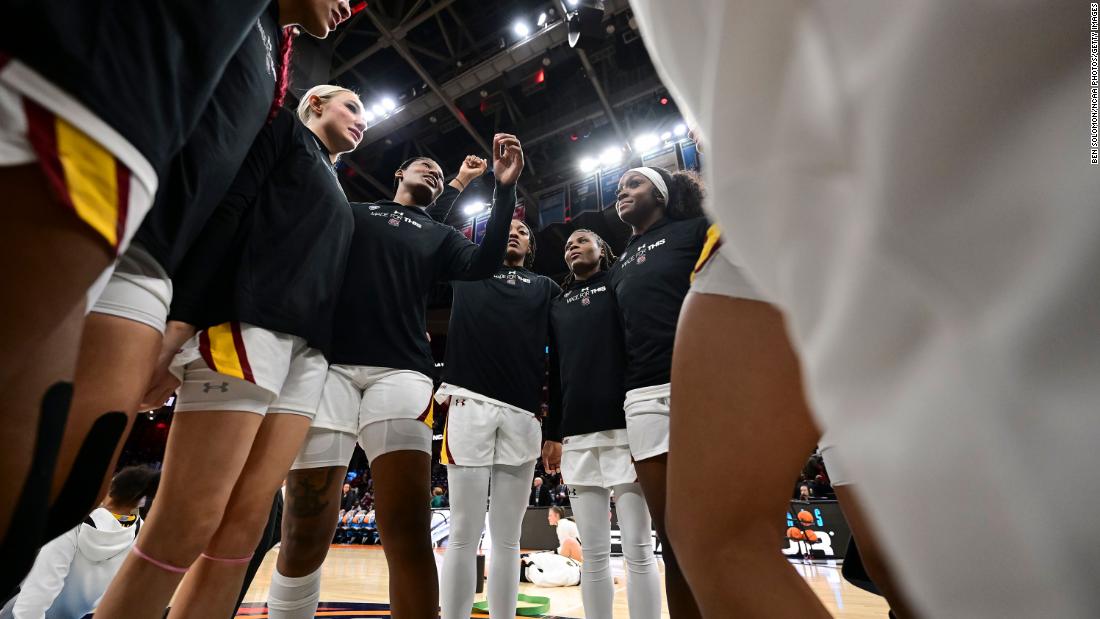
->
[289, 0, 683, 214]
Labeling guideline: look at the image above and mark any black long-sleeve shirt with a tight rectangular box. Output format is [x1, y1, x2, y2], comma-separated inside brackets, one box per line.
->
[169, 108, 353, 351]
[327, 182, 517, 375]
[133, 5, 280, 275]
[609, 216, 710, 390]
[1, 1, 271, 178]
[442, 266, 561, 414]
[546, 271, 626, 442]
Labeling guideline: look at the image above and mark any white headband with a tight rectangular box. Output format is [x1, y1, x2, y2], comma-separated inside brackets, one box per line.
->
[625, 167, 668, 203]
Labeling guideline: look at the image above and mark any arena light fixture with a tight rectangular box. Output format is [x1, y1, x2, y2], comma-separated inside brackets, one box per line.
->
[673, 123, 688, 137]
[565, 0, 605, 50]
[364, 110, 376, 123]
[537, 12, 548, 27]
[578, 157, 598, 173]
[381, 97, 397, 112]
[632, 133, 659, 153]
[464, 201, 486, 215]
[660, 131, 672, 141]
[514, 21, 531, 37]
[371, 103, 385, 116]
[599, 146, 623, 167]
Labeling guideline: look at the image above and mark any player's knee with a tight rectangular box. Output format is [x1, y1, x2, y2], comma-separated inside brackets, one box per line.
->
[619, 535, 657, 570]
[281, 522, 334, 571]
[208, 500, 272, 554]
[379, 523, 433, 555]
[157, 509, 226, 563]
[581, 554, 610, 577]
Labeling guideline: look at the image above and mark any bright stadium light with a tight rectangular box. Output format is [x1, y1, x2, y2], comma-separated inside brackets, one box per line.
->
[567, 0, 579, 6]
[537, 12, 548, 26]
[463, 201, 486, 215]
[673, 122, 688, 137]
[660, 131, 672, 141]
[381, 97, 397, 112]
[371, 103, 385, 116]
[364, 110, 376, 123]
[599, 146, 623, 167]
[514, 21, 530, 37]
[632, 133, 659, 153]
[578, 157, 598, 173]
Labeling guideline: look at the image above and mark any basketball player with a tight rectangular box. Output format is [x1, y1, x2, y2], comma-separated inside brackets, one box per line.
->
[671, 242, 833, 617]
[437, 218, 560, 619]
[93, 85, 362, 619]
[264, 150, 513, 619]
[39, 4, 343, 584]
[0, 0, 326, 591]
[543, 228, 662, 619]
[630, 2, 1098, 617]
[546, 507, 582, 562]
[607, 166, 708, 618]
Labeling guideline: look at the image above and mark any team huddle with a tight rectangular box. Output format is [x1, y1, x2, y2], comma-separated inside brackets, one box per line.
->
[0, 1, 711, 617]
[2, 1, 1097, 619]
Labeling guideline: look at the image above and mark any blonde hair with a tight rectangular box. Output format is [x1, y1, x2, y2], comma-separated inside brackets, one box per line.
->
[297, 84, 358, 123]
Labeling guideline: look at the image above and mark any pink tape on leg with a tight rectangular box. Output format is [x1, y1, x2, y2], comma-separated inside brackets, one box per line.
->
[131, 545, 189, 574]
[200, 552, 253, 565]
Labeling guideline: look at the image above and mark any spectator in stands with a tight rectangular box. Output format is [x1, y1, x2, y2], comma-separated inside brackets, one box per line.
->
[547, 506, 582, 562]
[553, 482, 571, 507]
[530, 477, 553, 507]
[341, 482, 360, 511]
[798, 484, 812, 501]
[431, 487, 448, 508]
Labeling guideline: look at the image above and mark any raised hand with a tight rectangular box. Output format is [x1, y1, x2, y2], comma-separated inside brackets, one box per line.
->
[458, 155, 488, 182]
[492, 133, 524, 186]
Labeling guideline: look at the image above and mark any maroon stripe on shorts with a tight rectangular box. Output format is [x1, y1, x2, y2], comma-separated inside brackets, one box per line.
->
[114, 164, 131, 256]
[230, 322, 257, 384]
[21, 98, 73, 212]
[198, 330, 216, 371]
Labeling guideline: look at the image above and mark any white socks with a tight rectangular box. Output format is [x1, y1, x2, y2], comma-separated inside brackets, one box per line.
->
[440, 461, 536, 619]
[267, 566, 322, 619]
[572, 483, 661, 619]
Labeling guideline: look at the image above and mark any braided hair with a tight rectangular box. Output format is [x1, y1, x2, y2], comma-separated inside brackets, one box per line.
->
[562, 228, 617, 287]
[267, 26, 298, 124]
[517, 219, 537, 269]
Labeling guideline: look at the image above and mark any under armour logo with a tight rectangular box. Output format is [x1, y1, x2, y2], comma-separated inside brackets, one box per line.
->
[455, 398, 465, 406]
[569, 488, 577, 497]
[203, 382, 229, 393]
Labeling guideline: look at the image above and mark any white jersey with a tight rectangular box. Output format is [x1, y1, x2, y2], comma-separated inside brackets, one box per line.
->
[629, 2, 1100, 617]
[555, 518, 580, 548]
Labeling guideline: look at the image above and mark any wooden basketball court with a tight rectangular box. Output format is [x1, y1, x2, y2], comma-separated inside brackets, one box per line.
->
[238, 545, 890, 618]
